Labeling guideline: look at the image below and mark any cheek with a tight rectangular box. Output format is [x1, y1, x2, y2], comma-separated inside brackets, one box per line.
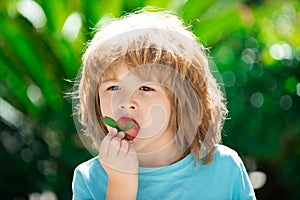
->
[99, 95, 113, 116]
[139, 96, 171, 135]
[163, 100, 172, 128]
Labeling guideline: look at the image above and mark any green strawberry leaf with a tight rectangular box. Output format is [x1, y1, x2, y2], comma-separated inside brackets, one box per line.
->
[117, 124, 125, 131]
[102, 117, 134, 132]
[102, 117, 118, 129]
[124, 121, 134, 131]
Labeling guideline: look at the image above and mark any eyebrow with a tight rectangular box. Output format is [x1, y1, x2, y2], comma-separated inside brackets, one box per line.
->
[100, 78, 119, 83]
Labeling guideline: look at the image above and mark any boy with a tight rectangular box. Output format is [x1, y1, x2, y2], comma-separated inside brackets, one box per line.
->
[72, 10, 256, 199]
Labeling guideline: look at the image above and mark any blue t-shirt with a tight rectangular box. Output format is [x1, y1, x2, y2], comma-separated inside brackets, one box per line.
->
[72, 145, 256, 199]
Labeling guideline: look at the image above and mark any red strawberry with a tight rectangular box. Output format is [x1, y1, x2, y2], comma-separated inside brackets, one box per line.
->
[117, 117, 140, 141]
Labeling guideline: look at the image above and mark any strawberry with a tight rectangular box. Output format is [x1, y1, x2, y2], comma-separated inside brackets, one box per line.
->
[117, 117, 140, 141]
[102, 116, 140, 141]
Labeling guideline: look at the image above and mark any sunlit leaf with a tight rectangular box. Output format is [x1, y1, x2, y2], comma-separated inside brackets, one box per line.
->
[285, 76, 298, 94]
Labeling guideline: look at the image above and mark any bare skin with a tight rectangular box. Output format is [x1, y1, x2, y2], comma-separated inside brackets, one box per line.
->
[99, 129, 139, 200]
[98, 63, 180, 199]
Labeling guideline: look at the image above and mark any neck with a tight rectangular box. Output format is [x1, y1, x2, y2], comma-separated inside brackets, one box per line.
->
[137, 140, 190, 168]
[134, 128, 190, 168]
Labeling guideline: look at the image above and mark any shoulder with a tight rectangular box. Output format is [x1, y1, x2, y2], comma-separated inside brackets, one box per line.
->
[214, 144, 241, 160]
[72, 157, 108, 199]
[75, 156, 100, 170]
[73, 157, 103, 179]
[213, 145, 256, 199]
[212, 144, 244, 168]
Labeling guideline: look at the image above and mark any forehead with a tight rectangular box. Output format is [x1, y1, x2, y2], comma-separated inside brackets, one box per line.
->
[100, 58, 128, 83]
[100, 58, 160, 84]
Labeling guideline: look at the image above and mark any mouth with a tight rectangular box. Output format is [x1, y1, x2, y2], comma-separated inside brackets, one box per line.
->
[102, 116, 140, 141]
[116, 116, 140, 141]
[131, 118, 140, 129]
[118, 116, 140, 129]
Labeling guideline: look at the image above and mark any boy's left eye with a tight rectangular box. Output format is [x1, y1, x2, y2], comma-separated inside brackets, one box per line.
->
[107, 85, 121, 91]
[139, 86, 154, 91]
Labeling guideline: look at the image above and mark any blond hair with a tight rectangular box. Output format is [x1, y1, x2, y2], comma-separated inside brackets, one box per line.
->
[76, 10, 228, 164]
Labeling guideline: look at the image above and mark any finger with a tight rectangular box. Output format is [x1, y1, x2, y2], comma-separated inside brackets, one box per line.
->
[119, 139, 129, 155]
[109, 136, 122, 155]
[100, 137, 113, 156]
[99, 133, 113, 156]
[116, 131, 125, 140]
[128, 141, 136, 154]
[106, 128, 118, 141]
[108, 128, 118, 137]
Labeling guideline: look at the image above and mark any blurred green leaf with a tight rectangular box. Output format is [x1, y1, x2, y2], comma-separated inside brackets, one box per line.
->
[285, 76, 298, 94]
[0, 0, 299, 199]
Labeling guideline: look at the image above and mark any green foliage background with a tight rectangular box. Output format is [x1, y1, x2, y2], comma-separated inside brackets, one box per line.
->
[0, 0, 299, 199]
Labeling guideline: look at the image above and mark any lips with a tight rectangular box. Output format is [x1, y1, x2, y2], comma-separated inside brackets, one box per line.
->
[117, 116, 140, 141]
[101, 116, 140, 141]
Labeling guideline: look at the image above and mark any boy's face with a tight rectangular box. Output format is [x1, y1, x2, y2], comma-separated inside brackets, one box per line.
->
[98, 62, 172, 152]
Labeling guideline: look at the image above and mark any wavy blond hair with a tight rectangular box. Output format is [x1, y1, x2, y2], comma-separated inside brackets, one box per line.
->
[75, 9, 227, 164]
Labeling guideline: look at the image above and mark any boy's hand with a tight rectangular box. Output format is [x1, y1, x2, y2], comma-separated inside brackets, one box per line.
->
[99, 128, 139, 179]
[99, 129, 138, 199]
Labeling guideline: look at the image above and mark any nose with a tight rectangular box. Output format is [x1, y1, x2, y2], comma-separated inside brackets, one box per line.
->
[120, 104, 136, 110]
[119, 96, 137, 110]
[117, 88, 138, 111]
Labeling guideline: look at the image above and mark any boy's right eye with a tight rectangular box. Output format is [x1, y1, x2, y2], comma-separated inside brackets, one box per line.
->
[107, 86, 121, 91]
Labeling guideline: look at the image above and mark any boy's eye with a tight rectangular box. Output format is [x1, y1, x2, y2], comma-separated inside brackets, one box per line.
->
[107, 86, 121, 91]
[139, 86, 154, 91]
